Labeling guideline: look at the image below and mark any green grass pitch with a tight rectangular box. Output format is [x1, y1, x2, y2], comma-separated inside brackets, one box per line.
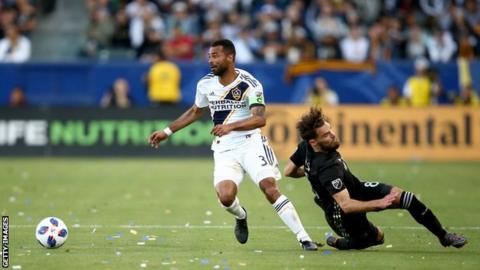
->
[1, 158, 479, 270]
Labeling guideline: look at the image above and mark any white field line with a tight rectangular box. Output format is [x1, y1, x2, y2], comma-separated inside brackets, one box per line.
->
[9, 224, 480, 230]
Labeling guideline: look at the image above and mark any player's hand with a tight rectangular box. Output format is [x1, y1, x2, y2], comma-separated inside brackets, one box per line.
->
[148, 131, 168, 148]
[211, 124, 233, 137]
[377, 191, 398, 209]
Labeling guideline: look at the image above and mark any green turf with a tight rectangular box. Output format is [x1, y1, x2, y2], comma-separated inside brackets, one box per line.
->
[1, 158, 479, 270]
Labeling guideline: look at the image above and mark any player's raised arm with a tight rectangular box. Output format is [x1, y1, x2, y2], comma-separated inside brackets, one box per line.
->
[149, 104, 206, 148]
[210, 105, 266, 136]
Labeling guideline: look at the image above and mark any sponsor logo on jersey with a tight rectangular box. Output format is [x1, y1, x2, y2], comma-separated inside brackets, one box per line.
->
[331, 178, 343, 190]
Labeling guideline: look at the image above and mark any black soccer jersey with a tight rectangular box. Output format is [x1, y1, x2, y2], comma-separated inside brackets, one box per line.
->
[289, 141, 364, 213]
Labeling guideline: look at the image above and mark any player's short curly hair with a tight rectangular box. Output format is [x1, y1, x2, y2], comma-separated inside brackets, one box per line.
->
[211, 39, 236, 57]
[296, 107, 327, 141]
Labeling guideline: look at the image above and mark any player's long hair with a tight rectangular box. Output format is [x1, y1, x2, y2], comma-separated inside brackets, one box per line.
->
[297, 107, 327, 141]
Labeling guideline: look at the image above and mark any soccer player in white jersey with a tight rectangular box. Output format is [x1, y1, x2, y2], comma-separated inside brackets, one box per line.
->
[149, 39, 318, 250]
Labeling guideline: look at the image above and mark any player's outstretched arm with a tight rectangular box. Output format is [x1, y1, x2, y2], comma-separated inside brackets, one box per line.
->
[211, 105, 266, 136]
[149, 105, 206, 148]
[284, 160, 305, 178]
[332, 189, 398, 214]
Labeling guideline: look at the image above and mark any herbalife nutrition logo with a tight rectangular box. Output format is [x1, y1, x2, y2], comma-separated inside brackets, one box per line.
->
[2, 216, 8, 268]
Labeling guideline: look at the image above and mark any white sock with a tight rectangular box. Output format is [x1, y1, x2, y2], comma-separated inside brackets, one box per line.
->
[273, 195, 311, 242]
[222, 197, 246, 219]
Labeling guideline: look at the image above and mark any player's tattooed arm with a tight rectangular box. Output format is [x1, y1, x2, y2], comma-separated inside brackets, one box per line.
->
[211, 105, 266, 136]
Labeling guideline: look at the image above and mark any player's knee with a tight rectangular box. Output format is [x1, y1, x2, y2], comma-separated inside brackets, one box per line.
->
[260, 180, 282, 203]
[217, 193, 236, 206]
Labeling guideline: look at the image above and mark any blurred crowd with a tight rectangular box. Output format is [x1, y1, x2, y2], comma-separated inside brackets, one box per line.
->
[82, 0, 480, 63]
[0, 0, 36, 62]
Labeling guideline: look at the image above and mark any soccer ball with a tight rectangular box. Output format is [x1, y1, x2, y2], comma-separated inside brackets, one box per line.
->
[35, 217, 68, 248]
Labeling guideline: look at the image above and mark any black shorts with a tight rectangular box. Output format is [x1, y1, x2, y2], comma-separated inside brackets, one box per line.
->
[321, 182, 392, 239]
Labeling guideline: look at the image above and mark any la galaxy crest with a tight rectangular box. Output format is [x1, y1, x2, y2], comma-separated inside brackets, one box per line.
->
[232, 87, 242, 100]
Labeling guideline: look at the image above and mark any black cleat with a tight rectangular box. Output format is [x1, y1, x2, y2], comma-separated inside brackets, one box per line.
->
[300, 240, 318, 251]
[440, 232, 467, 248]
[326, 236, 339, 248]
[234, 207, 248, 244]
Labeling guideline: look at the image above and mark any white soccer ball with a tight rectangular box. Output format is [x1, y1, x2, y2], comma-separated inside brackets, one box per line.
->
[35, 217, 69, 248]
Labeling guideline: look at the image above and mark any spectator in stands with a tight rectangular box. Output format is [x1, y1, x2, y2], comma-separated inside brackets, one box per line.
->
[15, 0, 36, 36]
[402, 58, 433, 107]
[455, 84, 479, 106]
[381, 85, 408, 107]
[100, 78, 132, 108]
[0, 24, 30, 62]
[285, 27, 316, 64]
[306, 77, 339, 107]
[0, 7, 18, 39]
[165, 1, 198, 39]
[82, 0, 114, 58]
[340, 24, 369, 63]
[136, 8, 165, 60]
[426, 28, 457, 62]
[9, 86, 27, 107]
[146, 49, 181, 106]
[406, 25, 428, 59]
[110, 7, 130, 48]
[306, 1, 348, 59]
[164, 23, 195, 60]
[125, 0, 159, 49]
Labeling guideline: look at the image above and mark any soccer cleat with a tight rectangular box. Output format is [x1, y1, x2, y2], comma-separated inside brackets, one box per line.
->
[234, 207, 248, 244]
[440, 232, 467, 248]
[326, 236, 339, 248]
[300, 240, 319, 251]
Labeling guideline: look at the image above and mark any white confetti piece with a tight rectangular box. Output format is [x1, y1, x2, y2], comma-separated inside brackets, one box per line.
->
[299, 255, 304, 259]
[115, 251, 121, 256]
[12, 265, 22, 269]
[238, 262, 247, 266]
[161, 262, 171, 265]
[140, 263, 147, 268]
[214, 265, 220, 269]
[137, 242, 145, 246]
[386, 245, 393, 248]
[147, 237, 156, 241]
[130, 229, 138, 235]
[343, 261, 347, 265]
[46, 253, 50, 256]
[17, 212, 24, 216]
[254, 250, 263, 253]
[203, 220, 211, 224]
[91, 228, 97, 234]
[9, 196, 16, 203]
[206, 210, 213, 216]
[72, 224, 80, 228]
[185, 223, 190, 227]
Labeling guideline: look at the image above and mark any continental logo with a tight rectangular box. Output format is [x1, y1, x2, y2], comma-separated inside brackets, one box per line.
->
[264, 106, 480, 161]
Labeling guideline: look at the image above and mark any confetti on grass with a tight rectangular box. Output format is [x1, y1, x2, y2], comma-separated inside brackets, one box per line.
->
[130, 229, 138, 235]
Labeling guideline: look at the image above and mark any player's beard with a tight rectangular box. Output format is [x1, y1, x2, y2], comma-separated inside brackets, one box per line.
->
[211, 62, 228, 76]
[320, 139, 340, 152]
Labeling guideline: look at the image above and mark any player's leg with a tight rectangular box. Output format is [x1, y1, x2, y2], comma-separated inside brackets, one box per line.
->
[243, 134, 318, 250]
[213, 151, 248, 243]
[394, 186, 467, 248]
[323, 203, 383, 250]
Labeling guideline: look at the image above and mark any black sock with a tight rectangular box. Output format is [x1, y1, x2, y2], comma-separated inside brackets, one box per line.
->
[400, 191, 447, 239]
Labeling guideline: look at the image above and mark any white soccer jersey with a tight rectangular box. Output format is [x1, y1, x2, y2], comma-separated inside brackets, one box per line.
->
[195, 68, 266, 152]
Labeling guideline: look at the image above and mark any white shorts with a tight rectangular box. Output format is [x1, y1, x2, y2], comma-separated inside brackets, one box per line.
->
[213, 133, 281, 187]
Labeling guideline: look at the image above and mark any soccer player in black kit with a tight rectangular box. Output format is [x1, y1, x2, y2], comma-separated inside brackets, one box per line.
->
[284, 107, 468, 250]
